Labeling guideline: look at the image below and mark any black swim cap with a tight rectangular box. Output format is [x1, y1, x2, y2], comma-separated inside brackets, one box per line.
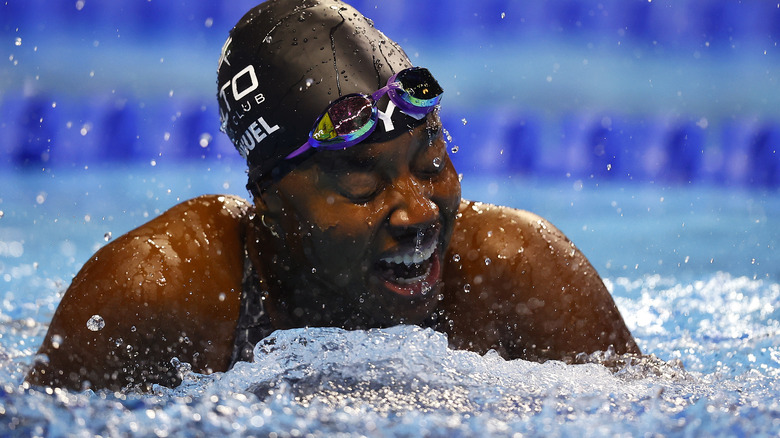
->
[217, 0, 427, 185]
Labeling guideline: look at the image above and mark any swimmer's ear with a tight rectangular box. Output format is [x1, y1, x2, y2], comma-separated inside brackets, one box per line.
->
[252, 187, 283, 228]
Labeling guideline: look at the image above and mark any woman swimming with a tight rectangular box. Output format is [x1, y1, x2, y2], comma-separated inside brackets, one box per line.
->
[26, 0, 639, 391]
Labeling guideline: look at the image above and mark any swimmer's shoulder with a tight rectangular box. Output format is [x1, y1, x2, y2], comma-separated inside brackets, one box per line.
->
[445, 198, 556, 307]
[449, 199, 602, 293]
[449, 198, 557, 261]
[443, 199, 639, 360]
[103, 194, 251, 297]
[135, 193, 252, 249]
[27, 194, 252, 390]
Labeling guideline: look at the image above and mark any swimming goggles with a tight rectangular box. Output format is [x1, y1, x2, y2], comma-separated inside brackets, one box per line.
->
[285, 67, 443, 159]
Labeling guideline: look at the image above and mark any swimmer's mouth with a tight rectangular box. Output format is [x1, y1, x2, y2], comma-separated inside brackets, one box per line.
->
[375, 236, 441, 296]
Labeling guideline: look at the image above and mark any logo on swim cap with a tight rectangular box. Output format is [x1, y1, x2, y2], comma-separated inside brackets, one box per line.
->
[377, 99, 425, 134]
[218, 36, 232, 70]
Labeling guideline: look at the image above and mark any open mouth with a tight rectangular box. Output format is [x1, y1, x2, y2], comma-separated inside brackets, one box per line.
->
[375, 235, 441, 297]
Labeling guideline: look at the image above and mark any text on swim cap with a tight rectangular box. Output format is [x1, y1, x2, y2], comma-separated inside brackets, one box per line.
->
[238, 116, 280, 159]
[219, 65, 263, 113]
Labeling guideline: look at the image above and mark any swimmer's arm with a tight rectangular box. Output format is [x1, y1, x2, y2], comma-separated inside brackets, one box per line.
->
[26, 195, 248, 391]
[442, 200, 639, 361]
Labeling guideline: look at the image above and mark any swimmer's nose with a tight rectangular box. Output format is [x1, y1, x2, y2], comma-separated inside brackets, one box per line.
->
[387, 177, 439, 233]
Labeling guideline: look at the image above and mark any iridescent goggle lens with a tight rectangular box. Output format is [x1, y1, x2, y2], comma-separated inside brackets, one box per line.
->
[310, 95, 376, 144]
[393, 67, 444, 111]
[286, 67, 443, 159]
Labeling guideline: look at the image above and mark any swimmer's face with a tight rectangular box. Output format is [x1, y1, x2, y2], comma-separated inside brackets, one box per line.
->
[262, 113, 461, 328]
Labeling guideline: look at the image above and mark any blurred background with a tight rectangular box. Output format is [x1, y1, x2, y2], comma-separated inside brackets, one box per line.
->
[2, 0, 780, 186]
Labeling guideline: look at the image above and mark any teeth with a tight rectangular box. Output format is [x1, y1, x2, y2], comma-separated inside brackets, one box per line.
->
[382, 239, 437, 266]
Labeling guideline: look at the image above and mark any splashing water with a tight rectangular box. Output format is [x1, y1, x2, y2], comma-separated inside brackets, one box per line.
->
[86, 315, 105, 331]
[3, 297, 779, 438]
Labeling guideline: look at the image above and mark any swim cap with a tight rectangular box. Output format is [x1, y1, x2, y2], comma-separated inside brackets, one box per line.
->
[217, 0, 427, 185]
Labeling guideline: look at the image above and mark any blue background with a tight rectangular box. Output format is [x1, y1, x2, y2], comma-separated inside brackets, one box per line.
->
[2, 0, 780, 186]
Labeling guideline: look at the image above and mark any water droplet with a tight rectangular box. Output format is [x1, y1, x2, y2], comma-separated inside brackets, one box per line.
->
[305, 78, 314, 87]
[218, 292, 226, 302]
[199, 133, 212, 148]
[461, 118, 468, 125]
[87, 315, 105, 331]
[452, 254, 461, 262]
[35, 192, 47, 204]
[263, 35, 272, 44]
[0, 211, 4, 218]
[104, 232, 112, 241]
[484, 258, 491, 266]
[463, 283, 471, 293]
[432, 157, 442, 168]
[51, 334, 63, 349]
[311, 267, 317, 273]
[450, 145, 459, 154]
[443, 127, 453, 142]
[130, 325, 137, 332]
[14, 37, 22, 46]
[501, 12, 506, 19]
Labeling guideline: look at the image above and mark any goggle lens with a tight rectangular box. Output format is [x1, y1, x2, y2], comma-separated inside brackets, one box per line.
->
[396, 68, 443, 107]
[312, 95, 375, 144]
[332, 96, 373, 136]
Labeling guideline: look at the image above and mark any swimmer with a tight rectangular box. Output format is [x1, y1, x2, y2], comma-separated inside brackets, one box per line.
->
[26, 0, 639, 391]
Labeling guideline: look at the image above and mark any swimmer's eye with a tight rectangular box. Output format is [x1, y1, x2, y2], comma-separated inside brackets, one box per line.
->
[337, 171, 383, 203]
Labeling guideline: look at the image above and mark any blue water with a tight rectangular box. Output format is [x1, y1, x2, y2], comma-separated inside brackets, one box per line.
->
[1, 164, 779, 436]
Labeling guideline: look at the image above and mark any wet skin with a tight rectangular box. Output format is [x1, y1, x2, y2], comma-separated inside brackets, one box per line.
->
[26, 117, 639, 391]
[250, 115, 460, 330]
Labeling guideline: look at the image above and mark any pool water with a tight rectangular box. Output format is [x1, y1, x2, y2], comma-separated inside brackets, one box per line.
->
[1, 164, 779, 436]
